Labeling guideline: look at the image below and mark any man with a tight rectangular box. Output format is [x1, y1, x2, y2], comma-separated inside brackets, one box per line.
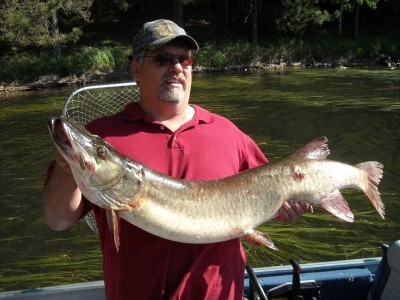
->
[43, 19, 309, 299]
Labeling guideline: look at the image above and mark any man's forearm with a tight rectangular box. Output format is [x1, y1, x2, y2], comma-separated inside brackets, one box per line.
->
[42, 162, 84, 230]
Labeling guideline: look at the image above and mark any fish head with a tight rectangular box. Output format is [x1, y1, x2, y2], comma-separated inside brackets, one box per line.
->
[47, 116, 134, 196]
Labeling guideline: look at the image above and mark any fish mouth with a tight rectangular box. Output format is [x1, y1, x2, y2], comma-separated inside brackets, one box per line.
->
[48, 116, 97, 172]
[48, 117, 72, 149]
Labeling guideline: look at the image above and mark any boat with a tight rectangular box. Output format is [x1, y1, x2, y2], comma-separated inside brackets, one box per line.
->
[1, 83, 398, 300]
[0, 240, 398, 299]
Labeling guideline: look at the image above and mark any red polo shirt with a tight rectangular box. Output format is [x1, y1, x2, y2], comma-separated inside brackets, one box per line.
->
[84, 103, 268, 299]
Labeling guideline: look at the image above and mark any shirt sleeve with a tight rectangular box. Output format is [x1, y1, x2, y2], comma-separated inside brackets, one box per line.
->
[239, 136, 269, 172]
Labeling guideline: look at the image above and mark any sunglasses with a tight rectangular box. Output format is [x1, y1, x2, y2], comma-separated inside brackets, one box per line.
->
[140, 53, 194, 67]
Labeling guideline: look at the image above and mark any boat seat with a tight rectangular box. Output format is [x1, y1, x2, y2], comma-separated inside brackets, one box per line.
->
[244, 266, 373, 300]
[367, 240, 400, 300]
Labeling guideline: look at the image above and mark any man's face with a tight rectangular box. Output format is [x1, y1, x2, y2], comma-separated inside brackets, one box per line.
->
[133, 44, 193, 106]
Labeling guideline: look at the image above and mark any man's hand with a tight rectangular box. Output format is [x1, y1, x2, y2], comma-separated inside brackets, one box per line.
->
[275, 200, 311, 222]
[54, 150, 72, 174]
[42, 149, 82, 231]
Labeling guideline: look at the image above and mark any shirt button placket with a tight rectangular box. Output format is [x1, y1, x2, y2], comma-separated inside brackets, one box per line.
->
[171, 133, 177, 147]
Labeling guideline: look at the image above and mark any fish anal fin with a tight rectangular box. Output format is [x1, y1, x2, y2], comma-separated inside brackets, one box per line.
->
[320, 190, 354, 222]
[242, 229, 278, 250]
[292, 136, 330, 160]
[106, 209, 121, 252]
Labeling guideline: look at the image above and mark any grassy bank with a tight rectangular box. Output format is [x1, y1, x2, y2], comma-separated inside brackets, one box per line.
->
[0, 47, 130, 86]
[1, 36, 399, 89]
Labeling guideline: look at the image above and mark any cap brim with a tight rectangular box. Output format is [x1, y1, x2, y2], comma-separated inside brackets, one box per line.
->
[149, 35, 199, 51]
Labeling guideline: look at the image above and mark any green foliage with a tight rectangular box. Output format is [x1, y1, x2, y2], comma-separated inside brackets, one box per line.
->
[0, 54, 59, 83]
[194, 40, 309, 68]
[0, 47, 129, 83]
[195, 43, 230, 68]
[195, 42, 264, 68]
[0, 1, 49, 47]
[308, 36, 400, 61]
[1, 35, 399, 84]
[262, 39, 308, 64]
[358, 0, 380, 9]
[63, 46, 124, 74]
[0, 0, 93, 50]
[0, 0, 397, 55]
[276, 0, 333, 35]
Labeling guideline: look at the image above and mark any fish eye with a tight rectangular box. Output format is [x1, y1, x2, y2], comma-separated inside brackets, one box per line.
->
[97, 146, 108, 159]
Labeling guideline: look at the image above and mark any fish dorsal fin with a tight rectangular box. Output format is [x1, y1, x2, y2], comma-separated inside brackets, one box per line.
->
[291, 136, 330, 160]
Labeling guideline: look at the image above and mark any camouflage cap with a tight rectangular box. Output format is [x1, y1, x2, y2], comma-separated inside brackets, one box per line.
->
[132, 19, 199, 58]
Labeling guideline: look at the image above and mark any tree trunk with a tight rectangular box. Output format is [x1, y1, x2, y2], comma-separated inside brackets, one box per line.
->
[225, 0, 229, 30]
[354, 2, 359, 38]
[173, 0, 184, 27]
[51, 13, 61, 58]
[251, 0, 258, 44]
[138, 0, 144, 12]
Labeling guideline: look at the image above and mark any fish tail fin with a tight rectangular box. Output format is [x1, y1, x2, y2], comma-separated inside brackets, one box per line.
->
[356, 161, 385, 219]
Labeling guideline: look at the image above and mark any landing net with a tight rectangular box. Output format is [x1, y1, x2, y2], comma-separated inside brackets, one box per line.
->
[63, 82, 139, 124]
[62, 82, 140, 233]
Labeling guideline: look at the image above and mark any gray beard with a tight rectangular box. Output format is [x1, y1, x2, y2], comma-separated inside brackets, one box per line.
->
[158, 84, 185, 104]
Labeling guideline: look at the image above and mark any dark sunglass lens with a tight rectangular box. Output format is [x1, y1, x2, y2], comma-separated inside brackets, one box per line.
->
[154, 54, 169, 66]
[154, 54, 193, 66]
[180, 55, 193, 66]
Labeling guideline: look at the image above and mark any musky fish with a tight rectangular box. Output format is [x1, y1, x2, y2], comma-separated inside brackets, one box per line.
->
[48, 116, 385, 251]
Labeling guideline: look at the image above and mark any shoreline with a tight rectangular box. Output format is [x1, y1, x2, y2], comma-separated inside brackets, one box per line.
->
[1, 60, 397, 94]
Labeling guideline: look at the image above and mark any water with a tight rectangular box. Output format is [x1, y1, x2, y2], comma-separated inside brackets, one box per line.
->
[1, 69, 399, 291]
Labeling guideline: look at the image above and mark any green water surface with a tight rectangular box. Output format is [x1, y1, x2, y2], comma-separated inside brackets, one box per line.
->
[0, 68, 399, 291]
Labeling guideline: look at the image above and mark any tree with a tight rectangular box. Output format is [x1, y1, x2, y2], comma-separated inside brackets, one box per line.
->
[353, 0, 380, 38]
[0, 0, 93, 56]
[224, 0, 229, 30]
[173, 0, 184, 27]
[243, 0, 259, 44]
[332, 0, 382, 37]
[276, 0, 332, 35]
[251, 0, 258, 44]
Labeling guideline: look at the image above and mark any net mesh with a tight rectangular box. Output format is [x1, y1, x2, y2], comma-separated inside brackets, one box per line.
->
[62, 82, 140, 233]
[63, 82, 140, 124]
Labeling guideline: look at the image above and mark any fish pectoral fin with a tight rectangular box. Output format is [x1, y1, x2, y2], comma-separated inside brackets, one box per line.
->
[109, 204, 132, 212]
[320, 190, 354, 222]
[106, 209, 121, 252]
[242, 229, 278, 250]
